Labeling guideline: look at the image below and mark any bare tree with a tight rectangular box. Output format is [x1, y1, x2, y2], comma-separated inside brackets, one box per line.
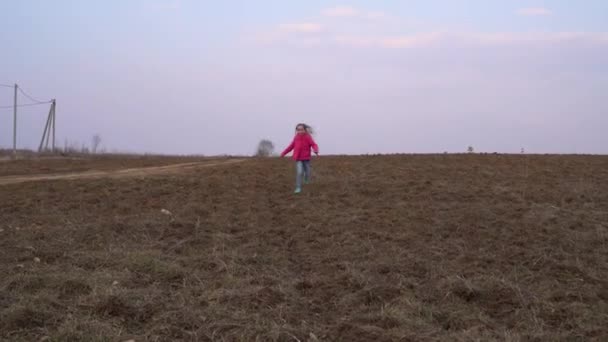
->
[64, 140, 81, 154]
[467, 146, 474, 153]
[92, 134, 102, 154]
[256, 139, 275, 157]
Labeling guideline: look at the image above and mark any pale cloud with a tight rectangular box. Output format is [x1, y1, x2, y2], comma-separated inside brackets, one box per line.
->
[333, 35, 375, 47]
[271, 31, 608, 49]
[517, 7, 553, 16]
[279, 23, 325, 34]
[250, 22, 325, 45]
[366, 11, 387, 20]
[379, 33, 443, 48]
[321, 6, 386, 20]
[466, 32, 608, 45]
[333, 33, 442, 48]
[252, 6, 608, 50]
[322, 6, 360, 17]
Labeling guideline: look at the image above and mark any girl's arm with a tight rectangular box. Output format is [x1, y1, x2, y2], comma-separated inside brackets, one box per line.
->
[281, 139, 295, 157]
[309, 135, 319, 154]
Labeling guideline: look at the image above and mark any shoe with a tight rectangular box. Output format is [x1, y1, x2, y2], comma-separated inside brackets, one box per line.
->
[294, 188, 302, 194]
[304, 179, 310, 185]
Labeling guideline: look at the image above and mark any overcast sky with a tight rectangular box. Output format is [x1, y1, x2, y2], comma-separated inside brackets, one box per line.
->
[1, 0, 607, 155]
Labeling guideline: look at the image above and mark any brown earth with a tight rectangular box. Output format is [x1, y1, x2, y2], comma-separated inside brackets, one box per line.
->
[0, 154, 607, 341]
[0, 159, 245, 186]
[0, 155, 215, 177]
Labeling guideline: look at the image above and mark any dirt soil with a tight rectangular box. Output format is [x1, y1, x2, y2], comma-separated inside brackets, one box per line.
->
[0, 154, 607, 341]
[0, 155, 213, 177]
[0, 159, 245, 186]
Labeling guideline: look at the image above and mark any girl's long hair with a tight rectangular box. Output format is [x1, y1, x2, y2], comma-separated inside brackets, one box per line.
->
[296, 123, 314, 135]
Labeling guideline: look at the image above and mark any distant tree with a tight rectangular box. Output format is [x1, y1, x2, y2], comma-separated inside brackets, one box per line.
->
[467, 146, 474, 153]
[92, 134, 102, 154]
[256, 139, 275, 157]
[62, 140, 81, 154]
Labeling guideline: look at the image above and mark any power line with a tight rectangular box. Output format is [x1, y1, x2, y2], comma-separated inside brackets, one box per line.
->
[1, 82, 57, 157]
[1, 83, 51, 103]
[0, 101, 52, 109]
[18, 85, 50, 104]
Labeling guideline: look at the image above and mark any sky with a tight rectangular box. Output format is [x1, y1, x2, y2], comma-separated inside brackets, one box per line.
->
[1, 0, 607, 155]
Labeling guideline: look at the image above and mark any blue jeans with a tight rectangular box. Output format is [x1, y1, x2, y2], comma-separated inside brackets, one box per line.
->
[296, 160, 311, 189]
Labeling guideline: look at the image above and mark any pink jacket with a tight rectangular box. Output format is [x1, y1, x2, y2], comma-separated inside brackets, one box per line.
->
[281, 134, 319, 161]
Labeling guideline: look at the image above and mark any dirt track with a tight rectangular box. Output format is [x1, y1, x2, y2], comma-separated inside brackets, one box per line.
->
[0, 159, 245, 186]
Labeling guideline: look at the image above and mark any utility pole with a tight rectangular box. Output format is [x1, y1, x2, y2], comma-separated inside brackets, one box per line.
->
[51, 100, 56, 152]
[13, 84, 17, 159]
[38, 103, 53, 152]
[37, 99, 57, 153]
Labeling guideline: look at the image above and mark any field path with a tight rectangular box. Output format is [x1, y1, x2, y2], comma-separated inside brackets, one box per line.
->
[0, 159, 245, 186]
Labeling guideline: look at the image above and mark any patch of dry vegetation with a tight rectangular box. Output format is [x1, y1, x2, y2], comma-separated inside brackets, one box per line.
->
[1, 155, 607, 340]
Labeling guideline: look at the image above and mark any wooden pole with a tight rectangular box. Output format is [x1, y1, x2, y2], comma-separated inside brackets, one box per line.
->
[38, 102, 53, 152]
[51, 100, 56, 152]
[13, 84, 17, 158]
[45, 113, 52, 150]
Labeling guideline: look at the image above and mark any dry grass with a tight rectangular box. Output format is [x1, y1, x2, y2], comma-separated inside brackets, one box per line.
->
[1, 154, 607, 341]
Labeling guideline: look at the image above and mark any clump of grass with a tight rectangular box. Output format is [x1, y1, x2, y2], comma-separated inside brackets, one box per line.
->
[123, 252, 187, 286]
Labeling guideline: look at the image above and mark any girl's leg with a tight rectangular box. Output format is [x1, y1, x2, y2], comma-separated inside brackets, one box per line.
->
[295, 161, 304, 191]
[303, 160, 312, 183]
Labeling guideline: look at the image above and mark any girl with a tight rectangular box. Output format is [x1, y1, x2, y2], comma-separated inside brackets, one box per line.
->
[281, 123, 319, 194]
